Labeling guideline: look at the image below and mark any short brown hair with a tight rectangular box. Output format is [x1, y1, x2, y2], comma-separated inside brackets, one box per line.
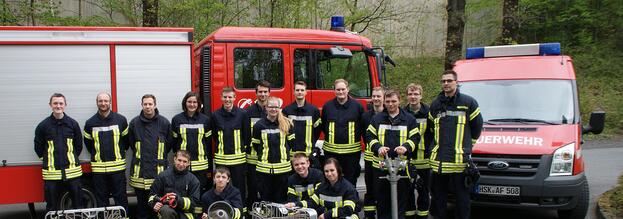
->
[182, 91, 201, 113]
[443, 70, 458, 81]
[215, 166, 231, 178]
[142, 94, 156, 104]
[221, 86, 235, 95]
[406, 83, 423, 94]
[255, 80, 271, 92]
[385, 89, 400, 99]
[294, 81, 307, 88]
[175, 150, 191, 160]
[334, 79, 349, 88]
[49, 93, 66, 104]
[372, 86, 385, 94]
[324, 157, 343, 178]
[291, 152, 310, 162]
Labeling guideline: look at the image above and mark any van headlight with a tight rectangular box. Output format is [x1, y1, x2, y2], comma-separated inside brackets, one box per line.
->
[549, 143, 575, 176]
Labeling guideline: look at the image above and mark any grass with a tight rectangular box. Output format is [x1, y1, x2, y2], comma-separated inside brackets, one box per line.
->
[384, 47, 622, 138]
[599, 174, 623, 218]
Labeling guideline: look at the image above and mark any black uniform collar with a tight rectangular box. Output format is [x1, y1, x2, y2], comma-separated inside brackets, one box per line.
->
[139, 108, 160, 122]
[97, 111, 113, 120]
[332, 97, 352, 108]
[220, 106, 239, 117]
[49, 113, 71, 124]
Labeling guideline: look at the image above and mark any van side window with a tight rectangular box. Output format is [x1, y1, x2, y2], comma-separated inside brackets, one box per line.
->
[294, 49, 371, 97]
[234, 48, 284, 89]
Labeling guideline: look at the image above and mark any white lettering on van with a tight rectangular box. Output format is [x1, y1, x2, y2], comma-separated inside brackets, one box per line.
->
[476, 135, 543, 146]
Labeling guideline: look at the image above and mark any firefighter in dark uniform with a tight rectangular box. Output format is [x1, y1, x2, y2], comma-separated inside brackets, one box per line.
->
[201, 166, 243, 219]
[252, 96, 293, 203]
[366, 90, 419, 219]
[171, 92, 212, 196]
[210, 87, 250, 212]
[128, 94, 173, 219]
[404, 84, 433, 219]
[83, 92, 129, 212]
[284, 152, 323, 208]
[148, 150, 200, 219]
[360, 86, 385, 219]
[427, 70, 483, 219]
[283, 81, 322, 168]
[34, 93, 84, 213]
[245, 81, 270, 209]
[321, 79, 364, 186]
[293, 158, 359, 219]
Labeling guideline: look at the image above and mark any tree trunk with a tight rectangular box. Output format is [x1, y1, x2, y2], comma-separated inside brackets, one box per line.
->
[30, 0, 35, 25]
[142, 0, 158, 27]
[444, 0, 466, 70]
[502, 0, 518, 44]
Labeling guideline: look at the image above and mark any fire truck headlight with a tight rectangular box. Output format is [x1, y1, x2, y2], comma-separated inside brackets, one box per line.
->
[549, 143, 575, 176]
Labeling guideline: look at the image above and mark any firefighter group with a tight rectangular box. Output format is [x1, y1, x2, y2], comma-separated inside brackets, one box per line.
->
[34, 70, 483, 219]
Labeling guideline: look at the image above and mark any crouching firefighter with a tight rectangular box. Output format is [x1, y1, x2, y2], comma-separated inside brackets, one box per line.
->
[366, 89, 419, 219]
[149, 150, 200, 219]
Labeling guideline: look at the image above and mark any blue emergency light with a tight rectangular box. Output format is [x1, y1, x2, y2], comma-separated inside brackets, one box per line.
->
[465, 43, 561, 59]
[330, 15, 345, 32]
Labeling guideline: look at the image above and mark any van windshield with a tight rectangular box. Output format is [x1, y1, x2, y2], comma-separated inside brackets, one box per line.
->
[460, 80, 575, 124]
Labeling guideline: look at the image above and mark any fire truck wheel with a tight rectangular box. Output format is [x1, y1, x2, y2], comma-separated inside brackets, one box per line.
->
[58, 186, 97, 210]
[557, 181, 588, 219]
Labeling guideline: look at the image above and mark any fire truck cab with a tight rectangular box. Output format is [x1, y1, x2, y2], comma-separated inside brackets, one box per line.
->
[455, 43, 605, 219]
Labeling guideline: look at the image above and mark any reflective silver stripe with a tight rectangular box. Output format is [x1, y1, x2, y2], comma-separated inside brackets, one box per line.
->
[180, 124, 204, 129]
[251, 118, 261, 125]
[416, 118, 427, 124]
[261, 129, 281, 134]
[294, 184, 315, 192]
[319, 194, 342, 202]
[439, 110, 466, 117]
[92, 125, 119, 132]
[288, 115, 312, 121]
[378, 124, 407, 131]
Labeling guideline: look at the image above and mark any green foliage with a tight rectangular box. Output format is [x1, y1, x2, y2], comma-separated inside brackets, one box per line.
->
[385, 57, 445, 105]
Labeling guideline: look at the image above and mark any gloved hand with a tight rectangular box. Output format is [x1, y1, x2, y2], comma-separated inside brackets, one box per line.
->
[160, 192, 178, 208]
[464, 164, 480, 189]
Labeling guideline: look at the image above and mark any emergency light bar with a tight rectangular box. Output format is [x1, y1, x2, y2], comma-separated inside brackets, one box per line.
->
[330, 15, 346, 32]
[465, 43, 561, 59]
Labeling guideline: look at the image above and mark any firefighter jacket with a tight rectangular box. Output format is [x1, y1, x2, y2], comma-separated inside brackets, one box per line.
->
[201, 184, 243, 219]
[128, 109, 172, 190]
[148, 167, 200, 219]
[171, 112, 212, 171]
[34, 113, 83, 181]
[287, 167, 323, 206]
[427, 90, 483, 174]
[404, 103, 434, 170]
[245, 102, 266, 165]
[211, 106, 250, 166]
[321, 98, 364, 154]
[361, 108, 383, 163]
[283, 101, 321, 156]
[251, 118, 294, 174]
[366, 109, 419, 169]
[298, 177, 359, 219]
[83, 112, 129, 174]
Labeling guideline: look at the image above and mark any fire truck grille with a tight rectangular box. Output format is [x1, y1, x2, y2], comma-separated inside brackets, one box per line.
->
[472, 154, 542, 177]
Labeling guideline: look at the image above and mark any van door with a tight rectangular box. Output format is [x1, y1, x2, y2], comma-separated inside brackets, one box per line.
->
[226, 43, 291, 108]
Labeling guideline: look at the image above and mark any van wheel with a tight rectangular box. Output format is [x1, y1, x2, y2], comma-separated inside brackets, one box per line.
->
[557, 181, 589, 219]
[59, 186, 97, 210]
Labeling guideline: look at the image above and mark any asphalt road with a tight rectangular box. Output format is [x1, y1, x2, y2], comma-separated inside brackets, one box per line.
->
[1, 138, 621, 219]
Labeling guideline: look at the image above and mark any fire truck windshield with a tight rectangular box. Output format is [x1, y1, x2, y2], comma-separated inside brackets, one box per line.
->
[460, 79, 576, 124]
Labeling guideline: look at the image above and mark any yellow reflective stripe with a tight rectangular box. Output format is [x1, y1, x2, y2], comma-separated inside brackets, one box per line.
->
[367, 125, 377, 136]
[406, 210, 416, 216]
[122, 127, 129, 136]
[261, 132, 269, 162]
[42, 165, 82, 180]
[181, 127, 187, 150]
[133, 142, 141, 178]
[47, 141, 55, 171]
[129, 177, 155, 189]
[333, 206, 338, 218]
[280, 132, 287, 163]
[306, 119, 313, 154]
[194, 207, 203, 214]
[409, 127, 418, 137]
[416, 210, 429, 216]
[363, 206, 376, 211]
[251, 138, 261, 144]
[313, 118, 321, 128]
[379, 128, 386, 148]
[234, 208, 241, 219]
[344, 200, 356, 210]
[67, 138, 76, 167]
[322, 142, 361, 154]
[234, 130, 242, 154]
[430, 117, 440, 161]
[288, 187, 297, 195]
[91, 159, 127, 173]
[470, 107, 481, 120]
[218, 131, 224, 155]
[204, 130, 212, 138]
[348, 122, 355, 144]
[185, 213, 194, 219]
[113, 128, 122, 160]
[455, 116, 465, 163]
[328, 122, 335, 143]
[83, 131, 92, 140]
[93, 131, 101, 162]
[399, 129, 407, 145]
[183, 197, 191, 210]
[301, 200, 308, 208]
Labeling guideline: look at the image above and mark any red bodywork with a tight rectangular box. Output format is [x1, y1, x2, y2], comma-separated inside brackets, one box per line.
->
[454, 55, 584, 175]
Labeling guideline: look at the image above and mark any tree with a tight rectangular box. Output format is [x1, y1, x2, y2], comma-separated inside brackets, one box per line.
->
[445, 0, 466, 70]
[342, 0, 415, 34]
[501, 0, 518, 44]
[142, 0, 158, 27]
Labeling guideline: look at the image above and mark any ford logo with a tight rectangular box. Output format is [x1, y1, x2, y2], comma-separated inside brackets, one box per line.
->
[487, 161, 510, 170]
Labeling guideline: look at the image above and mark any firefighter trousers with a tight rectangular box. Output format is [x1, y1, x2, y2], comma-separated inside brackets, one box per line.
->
[246, 163, 259, 209]
[44, 178, 83, 212]
[431, 172, 470, 219]
[191, 169, 211, 194]
[407, 168, 431, 219]
[324, 151, 361, 186]
[257, 172, 289, 203]
[93, 171, 128, 212]
[374, 168, 410, 219]
[135, 188, 155, 219]
[363, 160, 377, 218]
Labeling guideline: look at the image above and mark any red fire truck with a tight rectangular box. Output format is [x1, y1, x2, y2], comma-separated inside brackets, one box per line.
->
[0, 19, 388, 216]
[456, 43, 605, 219]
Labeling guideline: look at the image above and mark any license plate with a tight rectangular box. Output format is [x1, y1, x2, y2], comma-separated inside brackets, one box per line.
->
[477, 185, 520, 196]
